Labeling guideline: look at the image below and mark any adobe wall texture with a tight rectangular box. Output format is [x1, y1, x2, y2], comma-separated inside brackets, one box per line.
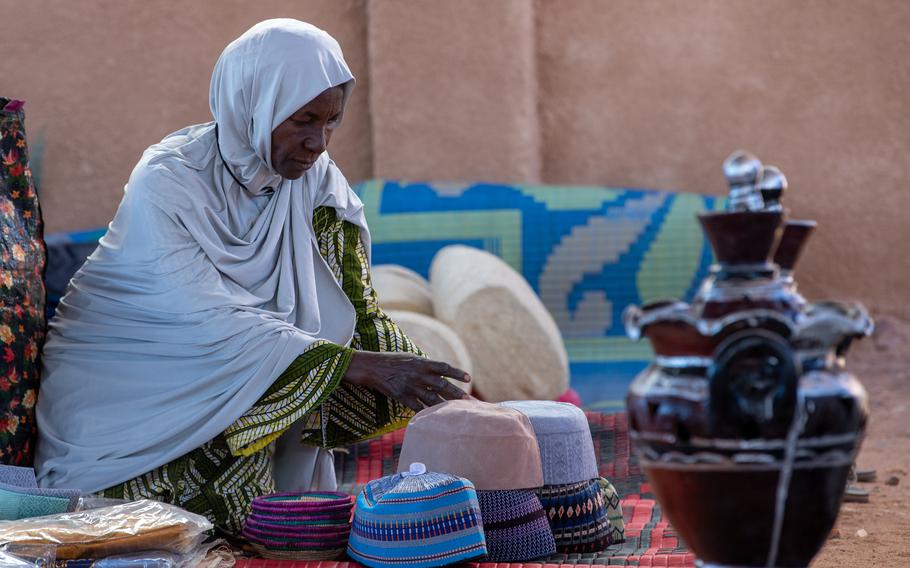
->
[4, 0, 907, 313]
[535, 0, 910, 315]
[368, 0, 540, 183]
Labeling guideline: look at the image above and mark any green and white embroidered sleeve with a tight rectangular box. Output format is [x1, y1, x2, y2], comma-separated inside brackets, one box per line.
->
[300, 207, 425, 448]
[222, 340, 353, 456]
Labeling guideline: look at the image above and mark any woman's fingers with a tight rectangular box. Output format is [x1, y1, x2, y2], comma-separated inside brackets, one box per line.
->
[424, 360, 471, 383]
[414, 386, 444, 408]
[433, 378, 468, 400]
[398, 392, 425, 412]
[406, 365, 467, 399]
[345, 352, 473, 410]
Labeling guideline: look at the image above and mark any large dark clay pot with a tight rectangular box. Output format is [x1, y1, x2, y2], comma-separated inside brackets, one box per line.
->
[623, 152, 871, 568]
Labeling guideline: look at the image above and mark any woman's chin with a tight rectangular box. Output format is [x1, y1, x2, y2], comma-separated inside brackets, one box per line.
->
[280, 162, 312, 180]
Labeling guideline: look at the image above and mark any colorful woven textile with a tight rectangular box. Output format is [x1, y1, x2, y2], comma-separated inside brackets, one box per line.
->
[244, 492, 353, 561]
[354, 180, 720, 411]
[348, 471, 486, 568]
[250, 545, 347, 562]
[248, 512, 350, 525]
[500, 400, 599, 485]
[535, 479, 611, 553]
[251, 492, 353, 514]
[0, 465, 37, 488]
[0, 465, 81, 519]
[0, 487, 69, 520]
[0, 97, 45, 467]
[476, 489, 555, 562]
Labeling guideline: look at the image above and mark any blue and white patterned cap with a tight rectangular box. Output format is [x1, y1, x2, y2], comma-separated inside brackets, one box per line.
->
[348, 463, 487, 568]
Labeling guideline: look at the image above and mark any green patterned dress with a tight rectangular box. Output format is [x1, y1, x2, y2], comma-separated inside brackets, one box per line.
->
[102, 207, 421, 534]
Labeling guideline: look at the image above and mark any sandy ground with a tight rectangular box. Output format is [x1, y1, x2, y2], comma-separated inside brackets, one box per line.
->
[813, 313, 910, 567]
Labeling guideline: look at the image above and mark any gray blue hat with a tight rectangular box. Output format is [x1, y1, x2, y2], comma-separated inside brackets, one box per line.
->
[499, 400, 598, 485]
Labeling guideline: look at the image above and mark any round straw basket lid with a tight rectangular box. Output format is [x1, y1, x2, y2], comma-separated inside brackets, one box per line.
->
[371, 264, 434, 316]
[429, 245, 569, 402]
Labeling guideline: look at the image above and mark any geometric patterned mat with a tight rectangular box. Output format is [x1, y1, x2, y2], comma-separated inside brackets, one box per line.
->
[237, 412, 694, 567]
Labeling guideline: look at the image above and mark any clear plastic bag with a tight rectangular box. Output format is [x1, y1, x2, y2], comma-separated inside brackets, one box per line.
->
[0, 500, 212, 561]
[79, 550, 178, 567]
[0, 543, 55, 567]
[0, 550, 41, 567]
[75, 497, 131, 511]
[53, 544, 221, 568]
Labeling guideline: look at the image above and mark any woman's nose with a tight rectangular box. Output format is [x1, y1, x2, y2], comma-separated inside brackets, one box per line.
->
[304, 129, 328, 154]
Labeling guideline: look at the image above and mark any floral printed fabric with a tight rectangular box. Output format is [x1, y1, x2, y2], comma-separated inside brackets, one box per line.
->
[0, 98, 46, 467]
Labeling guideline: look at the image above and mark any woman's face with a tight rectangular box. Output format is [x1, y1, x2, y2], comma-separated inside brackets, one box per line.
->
[270, 86, 344, 179]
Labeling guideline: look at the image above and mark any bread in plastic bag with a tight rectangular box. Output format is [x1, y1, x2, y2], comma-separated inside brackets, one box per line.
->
[0, 500, 211, 560]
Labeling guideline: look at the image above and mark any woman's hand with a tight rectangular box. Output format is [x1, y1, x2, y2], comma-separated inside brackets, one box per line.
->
[343, 351, 471, 411]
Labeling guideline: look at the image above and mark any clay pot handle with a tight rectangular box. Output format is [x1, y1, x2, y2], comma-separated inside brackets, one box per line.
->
[622, 305, 645, 340]
[708, 330, 799, 439]
[797, 301, 874, 357]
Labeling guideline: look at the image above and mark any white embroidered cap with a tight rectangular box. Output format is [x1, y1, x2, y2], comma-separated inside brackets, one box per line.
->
[499, 400, 599, 485]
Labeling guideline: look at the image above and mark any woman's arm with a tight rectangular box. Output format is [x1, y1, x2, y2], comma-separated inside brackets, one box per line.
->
[298, 207, 469, 448]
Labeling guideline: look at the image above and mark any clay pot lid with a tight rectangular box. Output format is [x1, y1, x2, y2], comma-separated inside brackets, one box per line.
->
[774, 220, 817, 271]
[698, 210, 783, 265]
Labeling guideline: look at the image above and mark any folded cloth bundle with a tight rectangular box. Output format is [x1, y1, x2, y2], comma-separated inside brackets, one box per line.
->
[243, 492, 353, 560]
[0, 465, 82, 520]
[347, 464, 487, 568]
[476, 489, 555, 562]
[397, 399, 544, 490]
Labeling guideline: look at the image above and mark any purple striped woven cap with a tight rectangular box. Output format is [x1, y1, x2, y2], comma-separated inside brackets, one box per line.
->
[244, 520, 351, 540]
[251, 492, 353, 514]
[242, 527, 350, 550]
[248, 510, 351, 524]
[477, 489, 556, 562]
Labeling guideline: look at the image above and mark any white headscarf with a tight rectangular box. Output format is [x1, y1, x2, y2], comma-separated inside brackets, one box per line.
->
[35, 19, 365, 492]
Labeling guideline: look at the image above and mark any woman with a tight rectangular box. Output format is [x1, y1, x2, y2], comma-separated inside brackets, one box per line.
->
[34, 19, 468, 534]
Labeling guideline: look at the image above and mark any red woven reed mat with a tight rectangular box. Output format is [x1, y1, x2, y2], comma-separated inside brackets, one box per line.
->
[236, 412, 695, 568]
